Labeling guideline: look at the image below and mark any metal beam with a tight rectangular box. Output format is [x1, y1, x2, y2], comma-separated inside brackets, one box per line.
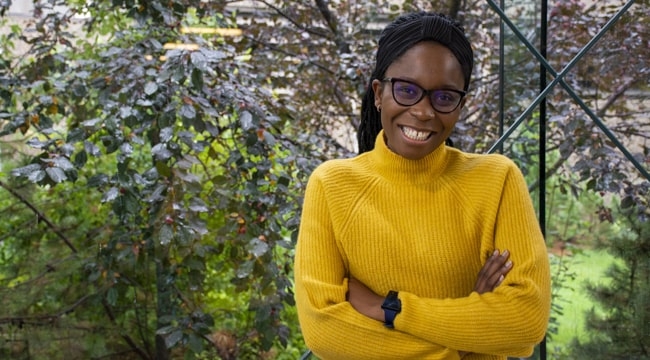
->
[485, 0, 648, 180]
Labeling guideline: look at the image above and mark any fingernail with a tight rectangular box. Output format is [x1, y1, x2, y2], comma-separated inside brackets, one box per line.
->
[493, 250, 499, 257]
[502, 250, 509, 257]
[505, 261, 513, 268]
[498, 274, 504, 283]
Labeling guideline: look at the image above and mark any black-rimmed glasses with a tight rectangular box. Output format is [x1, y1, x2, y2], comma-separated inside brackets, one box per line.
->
[382, 77, 466, 113]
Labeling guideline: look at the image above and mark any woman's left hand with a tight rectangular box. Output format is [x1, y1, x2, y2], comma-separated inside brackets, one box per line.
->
[473, 249, 512, 294]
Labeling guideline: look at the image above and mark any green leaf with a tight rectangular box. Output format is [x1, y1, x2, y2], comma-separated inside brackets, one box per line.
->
[248, 237, 269, 258]
[159, 224, 174, 246]
[88, 270, 101, 282]
[87, 174, 109, 187]
[165, 330, 183, 349]
[51, 157, 75, 171]
[74, 150, 88, 168]
[180, 104, 196, 120]
[27, 170, 46, 183]
[262, 130, 276, 146]
[82, 118, 102, 129]
[155, 161, 172, 177]
[45, 167, 67, 183]
[118, 106, 133, 120]
[190, 51, 207, 71]
[183, 256, 205, 271]
[189, 198, 208, 212]
[144, 81, 158, 95]
[191, 68, 203, 90]
[235, 260, 254, 278]
[240, 111, 253, 130]
[188, 333, 203, 353]
[84, 141, 102, 157]
[156, 325, 176, 335]
[152, 144, 172, 161]
[106, 287, 118, 306]
[67, 128, 86, 143]
[102, 187, 119, 203]
[160, 127, 174, 143]
[621, 196, 634, 209]
[120, 142, 133, 157]
[11, 164, 42, 177]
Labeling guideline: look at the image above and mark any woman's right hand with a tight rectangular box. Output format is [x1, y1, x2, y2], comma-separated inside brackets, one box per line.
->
[473, 249, 512, 294]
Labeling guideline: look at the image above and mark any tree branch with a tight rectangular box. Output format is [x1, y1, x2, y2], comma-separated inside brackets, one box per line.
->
[313, 0, 350, 53]
[0, 292, 92, 326]
[0, 179, 77, 253]
[256, 0, 330, 38]
[102, 299, 152, 360]
[598, 78, 640, 115]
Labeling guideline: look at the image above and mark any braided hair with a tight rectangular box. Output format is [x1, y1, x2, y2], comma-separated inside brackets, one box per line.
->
[357, 12, 474, 154]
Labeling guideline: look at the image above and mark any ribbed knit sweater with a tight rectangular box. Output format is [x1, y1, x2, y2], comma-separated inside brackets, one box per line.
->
[294, 132, 551, 360]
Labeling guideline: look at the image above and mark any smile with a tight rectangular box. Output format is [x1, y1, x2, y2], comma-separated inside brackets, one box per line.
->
[400, 126, 433, 141]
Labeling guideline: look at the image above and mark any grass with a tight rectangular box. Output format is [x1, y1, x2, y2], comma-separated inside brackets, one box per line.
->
[546, 248, 621, 356]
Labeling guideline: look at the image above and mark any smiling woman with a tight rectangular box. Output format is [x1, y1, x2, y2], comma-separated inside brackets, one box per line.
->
[372, 41, 465, 160]
[294, 11, 551, 360]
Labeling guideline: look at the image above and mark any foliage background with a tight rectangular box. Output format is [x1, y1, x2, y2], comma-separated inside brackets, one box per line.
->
[0, 0, 648, 359]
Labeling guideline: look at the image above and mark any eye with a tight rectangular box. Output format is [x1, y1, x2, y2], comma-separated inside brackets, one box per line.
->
[432, 90, 458, 104]
[394, 82, 421, 99]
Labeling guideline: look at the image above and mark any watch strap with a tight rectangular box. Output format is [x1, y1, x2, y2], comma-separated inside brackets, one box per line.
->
[381, 290, 401, 329]
[383, 308, 398, 329]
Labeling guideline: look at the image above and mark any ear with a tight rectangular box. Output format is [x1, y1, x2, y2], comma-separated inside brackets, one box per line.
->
[371, 79, 383, 108]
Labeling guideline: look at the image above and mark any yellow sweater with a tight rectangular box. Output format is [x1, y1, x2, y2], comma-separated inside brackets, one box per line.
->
[294, 132, 551, 360]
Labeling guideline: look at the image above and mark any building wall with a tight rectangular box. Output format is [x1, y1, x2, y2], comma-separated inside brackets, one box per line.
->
[7, 1, 33, 15]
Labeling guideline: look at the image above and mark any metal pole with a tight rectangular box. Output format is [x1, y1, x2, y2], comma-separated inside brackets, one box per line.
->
[497, 0, 505, 155]
[539, 0, 548, 359]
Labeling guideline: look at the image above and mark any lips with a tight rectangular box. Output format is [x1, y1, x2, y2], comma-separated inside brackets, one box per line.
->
[400, 125, 433, 141]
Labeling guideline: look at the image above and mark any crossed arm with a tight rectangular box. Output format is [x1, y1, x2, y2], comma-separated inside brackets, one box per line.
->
[347, 250, 513, 358]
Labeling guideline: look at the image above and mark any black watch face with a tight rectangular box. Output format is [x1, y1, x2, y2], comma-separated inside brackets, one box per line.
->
[382, 298, 400, 311]
[382, 291, 401, 311]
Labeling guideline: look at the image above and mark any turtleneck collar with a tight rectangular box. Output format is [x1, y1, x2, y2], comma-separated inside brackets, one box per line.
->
[366, 130, 450, 184]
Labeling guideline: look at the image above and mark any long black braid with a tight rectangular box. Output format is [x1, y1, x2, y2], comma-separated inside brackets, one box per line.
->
[357, 12, 474, 154]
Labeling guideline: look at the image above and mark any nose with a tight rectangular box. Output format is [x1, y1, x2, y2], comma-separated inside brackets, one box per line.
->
[409, 97, 436, 121]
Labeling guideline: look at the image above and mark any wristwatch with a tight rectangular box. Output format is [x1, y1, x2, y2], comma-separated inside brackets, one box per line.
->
[381, 290, 401, 329]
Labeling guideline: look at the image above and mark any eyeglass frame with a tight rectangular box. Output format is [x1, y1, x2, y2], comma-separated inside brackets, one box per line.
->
[381, 77, 467, 114]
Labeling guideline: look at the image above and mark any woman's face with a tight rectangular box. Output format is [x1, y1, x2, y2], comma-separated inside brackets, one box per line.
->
[372, 41, 466, 160]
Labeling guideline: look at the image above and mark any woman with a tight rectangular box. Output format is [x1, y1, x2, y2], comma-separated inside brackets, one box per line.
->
[294, 11, 550, 360]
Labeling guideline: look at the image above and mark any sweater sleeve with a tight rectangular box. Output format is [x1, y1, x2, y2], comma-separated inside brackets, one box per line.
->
[294, 169, 462, 360]
[394, 161, 551, 356]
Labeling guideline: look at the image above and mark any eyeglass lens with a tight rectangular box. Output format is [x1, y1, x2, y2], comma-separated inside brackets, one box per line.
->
[392, 79, 463, 113]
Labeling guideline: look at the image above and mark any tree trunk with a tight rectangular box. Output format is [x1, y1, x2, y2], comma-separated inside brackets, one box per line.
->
[447, 0, 463, 21]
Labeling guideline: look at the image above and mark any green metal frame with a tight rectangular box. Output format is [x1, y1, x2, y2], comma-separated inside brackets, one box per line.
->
[487, 1, 645, 359]
[487, 0, 648, 182]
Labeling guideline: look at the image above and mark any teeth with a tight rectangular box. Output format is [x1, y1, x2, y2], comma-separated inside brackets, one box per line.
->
[402, 126, 431, 141]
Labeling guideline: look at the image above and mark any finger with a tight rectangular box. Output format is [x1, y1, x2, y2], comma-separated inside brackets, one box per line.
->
[491, 249, 510, 271]
[495, 274, 505, 287]
[481, 250, 509, 277]
[501, 259, 513, 276]
[474, 250, 512, 293]
[486, 259, 513, 289]
[477, 250, 501, 278]
[474, 250, 501, 290]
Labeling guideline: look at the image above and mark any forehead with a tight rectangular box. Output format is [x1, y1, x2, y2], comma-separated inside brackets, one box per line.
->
[386, 41, 464, 89]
